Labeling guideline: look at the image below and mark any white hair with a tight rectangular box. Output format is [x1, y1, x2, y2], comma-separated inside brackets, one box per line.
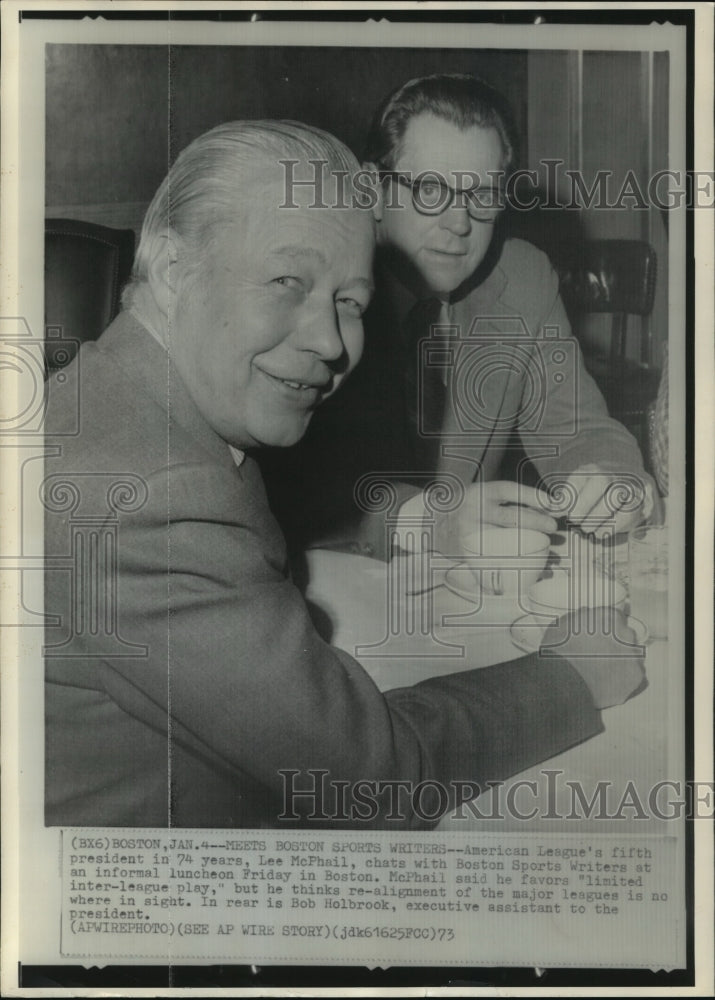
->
[123, 119, 366, 307]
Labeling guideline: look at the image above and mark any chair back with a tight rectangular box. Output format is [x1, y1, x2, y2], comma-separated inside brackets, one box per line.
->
[557, 238, 661, 459]
[44, 219, 135, 371]
[558, 238, 657, 365]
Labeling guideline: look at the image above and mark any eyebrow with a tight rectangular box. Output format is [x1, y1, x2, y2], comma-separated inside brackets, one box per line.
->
[270, 244, 374, 293]
[270, 244, 328, 266]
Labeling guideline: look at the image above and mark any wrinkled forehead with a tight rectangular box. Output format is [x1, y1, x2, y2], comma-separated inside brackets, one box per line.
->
[200, 165, 374, 276]
[231, 161, 374, 241]
[238, 157, 365, 213]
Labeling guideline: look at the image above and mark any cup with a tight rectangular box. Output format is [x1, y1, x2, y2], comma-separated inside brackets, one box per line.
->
[458, 527, 551, 597]
[628, 525, 668, 639]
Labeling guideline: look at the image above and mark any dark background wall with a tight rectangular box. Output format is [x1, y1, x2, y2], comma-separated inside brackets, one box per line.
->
[46, 44, 528, 211]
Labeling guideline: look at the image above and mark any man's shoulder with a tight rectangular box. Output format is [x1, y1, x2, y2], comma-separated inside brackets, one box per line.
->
[43, 320, 241, 508]
[43, 342, 270, 547]
[485, 237, 559, 319]
[497, 237, 553, 281]
[44, 336, 169, 473]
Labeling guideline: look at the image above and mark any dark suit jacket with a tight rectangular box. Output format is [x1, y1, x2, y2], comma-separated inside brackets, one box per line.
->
[262, 239, 651, 560]
[44, 311, 603, 829]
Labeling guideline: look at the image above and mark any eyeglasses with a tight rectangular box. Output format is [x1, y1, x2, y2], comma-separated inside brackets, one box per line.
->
[379, 170, 504, 223]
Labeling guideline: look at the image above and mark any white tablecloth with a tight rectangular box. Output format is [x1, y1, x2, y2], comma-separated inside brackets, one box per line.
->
[304, 536, 679, 833]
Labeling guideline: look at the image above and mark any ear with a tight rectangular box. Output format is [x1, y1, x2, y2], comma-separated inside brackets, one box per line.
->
[362, 161, 385, 223]
[145, 229, 182, 305]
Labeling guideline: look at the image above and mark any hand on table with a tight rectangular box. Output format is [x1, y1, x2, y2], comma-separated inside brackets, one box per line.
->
[560, 464, 654, 538]
[541, 607, 647, 709]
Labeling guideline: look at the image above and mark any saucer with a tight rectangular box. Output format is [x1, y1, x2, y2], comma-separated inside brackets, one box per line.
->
[444, 565, 483, 604]
[527, 568, 627, 615]
[444, 565, 544, 604]
[510, 613, 649, 654]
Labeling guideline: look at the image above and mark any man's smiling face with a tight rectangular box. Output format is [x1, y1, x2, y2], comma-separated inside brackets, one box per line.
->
[376, 113, 505, 297]
[166, 169, 375, 449]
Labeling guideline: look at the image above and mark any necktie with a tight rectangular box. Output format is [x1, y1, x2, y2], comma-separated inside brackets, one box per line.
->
[403, 298, 449, 472]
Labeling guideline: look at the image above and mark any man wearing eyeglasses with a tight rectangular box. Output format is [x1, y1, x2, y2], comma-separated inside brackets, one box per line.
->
[268, 73, 655, 560]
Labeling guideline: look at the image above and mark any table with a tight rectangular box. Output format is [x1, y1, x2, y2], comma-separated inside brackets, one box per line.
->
[304, 531, 680, 834]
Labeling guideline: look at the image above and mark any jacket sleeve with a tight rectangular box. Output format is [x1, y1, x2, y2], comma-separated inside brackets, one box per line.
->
[95, 457, 604, 828]
[514, 250, 654, 489]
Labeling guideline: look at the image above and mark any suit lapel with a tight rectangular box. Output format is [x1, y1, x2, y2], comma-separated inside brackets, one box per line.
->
[437, 265, 513, 483]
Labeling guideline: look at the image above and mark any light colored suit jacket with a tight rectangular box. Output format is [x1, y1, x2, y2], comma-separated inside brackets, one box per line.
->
[44, 311, 603, 829]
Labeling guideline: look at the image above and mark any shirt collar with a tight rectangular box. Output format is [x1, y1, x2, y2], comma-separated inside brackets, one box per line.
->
[378, 238, 509, 326]
[228, 445, 246, 468]
[130, 304, 165, 349]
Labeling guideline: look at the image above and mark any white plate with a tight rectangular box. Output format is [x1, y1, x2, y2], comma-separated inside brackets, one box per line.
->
[443, 565, 524, 605]
[443, 565, 484, 604]
[509, 613, 556, 653]
[510, 613, 650, 654]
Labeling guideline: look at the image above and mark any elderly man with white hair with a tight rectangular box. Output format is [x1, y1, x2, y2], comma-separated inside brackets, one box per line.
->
[44, 120, 644, 830]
